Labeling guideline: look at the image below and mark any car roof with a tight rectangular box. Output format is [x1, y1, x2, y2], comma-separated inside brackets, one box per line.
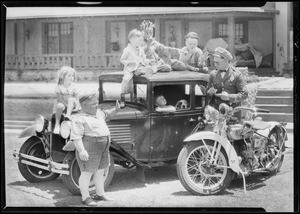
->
[99, 71, 209, 83]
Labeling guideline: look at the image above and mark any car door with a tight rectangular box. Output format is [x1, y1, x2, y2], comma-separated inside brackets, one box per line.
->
[149, 83, 201, 162]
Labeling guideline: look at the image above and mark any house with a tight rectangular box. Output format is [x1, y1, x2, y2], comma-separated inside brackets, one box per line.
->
[4, 2, 293, 79]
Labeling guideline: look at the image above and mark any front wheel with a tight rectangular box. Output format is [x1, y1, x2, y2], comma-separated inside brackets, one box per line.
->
[18, 137, 60, 183]
[177, 140, 234, 195]
[61, 152, 115, 195]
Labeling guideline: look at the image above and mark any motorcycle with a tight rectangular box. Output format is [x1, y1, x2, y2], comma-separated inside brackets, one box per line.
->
[176, 103, 290, 195]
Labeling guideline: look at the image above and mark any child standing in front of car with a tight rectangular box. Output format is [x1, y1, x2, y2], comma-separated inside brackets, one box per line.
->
[53, 65, 81, 134]
[120, 29, 154, 107]
[179, 32, 209, 73]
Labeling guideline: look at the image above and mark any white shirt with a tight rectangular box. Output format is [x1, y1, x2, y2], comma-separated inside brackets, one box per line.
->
[70, 109, 110, 140]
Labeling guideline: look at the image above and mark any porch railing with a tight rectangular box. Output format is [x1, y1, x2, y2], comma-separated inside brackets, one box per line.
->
[5, 54, 122, 71]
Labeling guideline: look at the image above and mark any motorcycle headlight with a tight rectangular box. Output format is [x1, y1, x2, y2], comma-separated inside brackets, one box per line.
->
[35, 115, 48, 132]
[60, 121, 71, 139]
[219, 103, 230, 115]
[204, 105, 218, 121]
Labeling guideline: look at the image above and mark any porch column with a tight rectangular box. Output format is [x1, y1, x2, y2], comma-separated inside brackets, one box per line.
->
[154, 18, 160, 42]
[83, 19, 89, 69]
[227, 16, 235, 58]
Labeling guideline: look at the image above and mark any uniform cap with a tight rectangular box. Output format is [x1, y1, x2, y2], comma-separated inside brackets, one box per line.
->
[213, 47, 233, 61]
[79, 92, 98, 103]
[185, 32, 199, 40]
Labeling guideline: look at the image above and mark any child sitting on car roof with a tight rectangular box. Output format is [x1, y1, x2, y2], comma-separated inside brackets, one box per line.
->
[179, 32, 209, 73]
[120, 29, 155, 108]
[140, 20, 187, 72]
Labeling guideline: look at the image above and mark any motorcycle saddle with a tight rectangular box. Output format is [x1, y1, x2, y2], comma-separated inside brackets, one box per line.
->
[243, 120, 271, 130]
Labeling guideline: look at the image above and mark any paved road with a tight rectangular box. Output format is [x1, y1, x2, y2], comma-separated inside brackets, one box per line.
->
[4, 129, 294, 211]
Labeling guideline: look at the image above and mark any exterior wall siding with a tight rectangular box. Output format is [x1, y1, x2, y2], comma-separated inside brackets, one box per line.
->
[5, 12, 281, 72]
[275, 2, 290, 73]
[248, 19, 273, 57]
[5, 21, 15, 55]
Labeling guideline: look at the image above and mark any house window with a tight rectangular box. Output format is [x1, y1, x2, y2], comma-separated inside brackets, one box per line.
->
[217, 23, 246, 42]
[43, 22, 73, 54]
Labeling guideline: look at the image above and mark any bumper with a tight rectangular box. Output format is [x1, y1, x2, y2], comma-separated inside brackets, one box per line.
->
[13, 150, 70, 175]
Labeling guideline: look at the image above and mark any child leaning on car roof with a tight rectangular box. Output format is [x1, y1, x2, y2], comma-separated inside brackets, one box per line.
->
[179, 32, 209, 73]
[120, 28, 155, 107]
[140, 20, 187, 72]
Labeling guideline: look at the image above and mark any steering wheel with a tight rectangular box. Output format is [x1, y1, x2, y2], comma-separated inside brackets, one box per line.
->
[175, 99, 188, 110]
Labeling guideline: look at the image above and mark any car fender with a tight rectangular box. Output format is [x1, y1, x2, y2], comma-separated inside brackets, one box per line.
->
[184, 131, 241, 173]
[18, 125, 36, 138]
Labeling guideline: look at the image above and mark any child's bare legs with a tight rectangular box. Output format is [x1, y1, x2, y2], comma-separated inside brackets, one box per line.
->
[120, 76, 133, 108]
[65, 97, 76, 119]
[157, 63, 172, 72]
[54, 103, 65, 134]
[79, 171, 95, 203]
[120, 93, 126, 108]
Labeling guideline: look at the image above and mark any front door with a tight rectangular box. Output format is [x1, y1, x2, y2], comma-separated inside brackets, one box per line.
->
[149, 84, 199, 162]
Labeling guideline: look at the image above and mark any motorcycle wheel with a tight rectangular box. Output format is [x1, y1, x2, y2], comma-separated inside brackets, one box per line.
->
[61, 152, 115, 195]
[177, 140, 234, 195]
[18, 137, 60, 183]
[265, 128, 286, 175]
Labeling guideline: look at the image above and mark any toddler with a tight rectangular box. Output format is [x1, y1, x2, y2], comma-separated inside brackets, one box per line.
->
[154, 94, 176, 112]
[53, 65, 80, 134]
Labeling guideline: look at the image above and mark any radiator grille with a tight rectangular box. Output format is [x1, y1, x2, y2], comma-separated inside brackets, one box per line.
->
[107, 123, 131, 143]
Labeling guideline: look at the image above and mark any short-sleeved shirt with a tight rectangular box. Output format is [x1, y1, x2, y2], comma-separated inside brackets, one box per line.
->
[55, 83, 78, 100]
[70, 109, 110, 140]
[179, 46, 204, 68]
[53, 83, 78, 112]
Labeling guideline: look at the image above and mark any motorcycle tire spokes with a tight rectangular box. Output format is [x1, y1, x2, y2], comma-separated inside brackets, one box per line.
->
[187, 142, 227, 190]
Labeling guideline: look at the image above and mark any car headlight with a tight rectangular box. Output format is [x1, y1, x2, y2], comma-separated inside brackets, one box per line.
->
[35, 115, 48, 132]
[204, 105, 218, 121]
[60, 121, 71, 139]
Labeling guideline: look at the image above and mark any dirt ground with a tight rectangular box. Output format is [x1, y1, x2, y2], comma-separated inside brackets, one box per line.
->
[4, 131, 295, 212]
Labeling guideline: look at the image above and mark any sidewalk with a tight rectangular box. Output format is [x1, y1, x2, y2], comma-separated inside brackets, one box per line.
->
[4, 77, 294, 98]
[3, 77, 294, 133]
[4, 82, 99, 99]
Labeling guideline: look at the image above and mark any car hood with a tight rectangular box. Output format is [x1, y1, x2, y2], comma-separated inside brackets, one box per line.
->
[99, 102, 147, 120]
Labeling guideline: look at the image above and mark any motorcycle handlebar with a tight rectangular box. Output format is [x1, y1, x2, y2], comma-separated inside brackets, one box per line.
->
[232, 106, 269, 114]
[255, 108, 269, 113]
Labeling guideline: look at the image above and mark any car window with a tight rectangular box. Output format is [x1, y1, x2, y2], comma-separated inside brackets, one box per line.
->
[102, 82, 121, 101]
[102, 82, 147, 105]
[153, 84, 191, 112]
[194, 84, 206, 109]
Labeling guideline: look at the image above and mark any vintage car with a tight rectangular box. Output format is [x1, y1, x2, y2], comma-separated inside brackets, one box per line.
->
[13, 71, 209, 195]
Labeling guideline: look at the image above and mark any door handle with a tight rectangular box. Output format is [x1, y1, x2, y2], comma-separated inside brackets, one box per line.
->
[188, 118, 196, 122]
